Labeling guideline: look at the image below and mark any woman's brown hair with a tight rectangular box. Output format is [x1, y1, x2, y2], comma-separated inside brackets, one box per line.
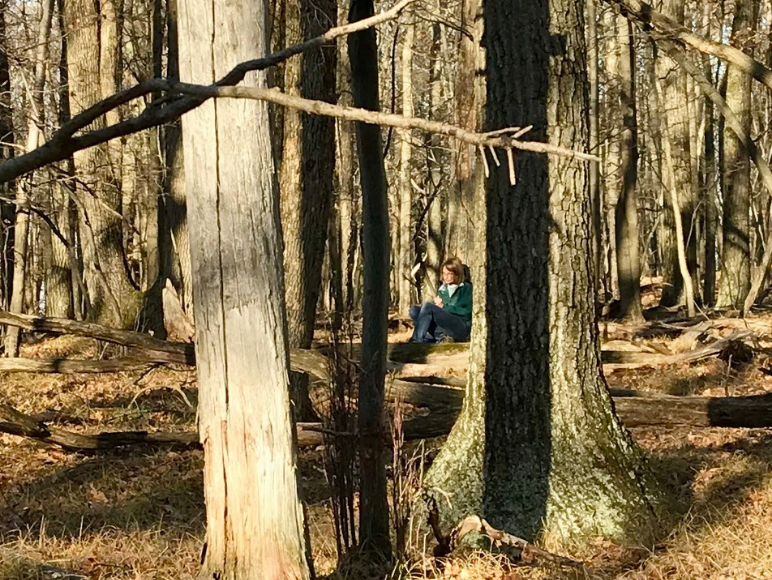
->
[441, 256, 465, 284]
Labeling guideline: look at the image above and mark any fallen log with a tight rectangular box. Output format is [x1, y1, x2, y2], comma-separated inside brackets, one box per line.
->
[0, 357, 156, 374]
[6, 385, 772, 452]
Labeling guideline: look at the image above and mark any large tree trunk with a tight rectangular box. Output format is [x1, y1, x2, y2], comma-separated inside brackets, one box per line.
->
[279, 0, 337, 421]
[425, 0, 659, 546]
[349, 0, 391, 559]
[655, 0, 695, 307]
[615, 16, 642, 320]
[64, 0, 142, 328]
[716, 0, 757, 309]
[177, 0, 310, 576]
[5, 0, 55, 356]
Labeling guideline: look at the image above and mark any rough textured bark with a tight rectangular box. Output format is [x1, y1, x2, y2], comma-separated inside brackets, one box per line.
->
[64, 0, 142, 328]
[279, 0, 337, 421]
[178, 0, 310, 576]
[447, 0, 484, 262]
[655, 0, 695, 307]
[615, 17, 642, 320]
[397, 10, 414, 313]
[425, 0, 659, 546]
[716, 0, 757, 309]
[349, 0, 391, 559]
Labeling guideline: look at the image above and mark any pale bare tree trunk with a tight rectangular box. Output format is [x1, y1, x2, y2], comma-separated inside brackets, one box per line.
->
[5, 0, 54, 356]
[716, 0, 757, 309]
[603, 7, 621, 301]
[397, 10, 414, 313]
[615, 16, 642, 320]
[349, 0, 391, 559]
[178, 0, 310, 576]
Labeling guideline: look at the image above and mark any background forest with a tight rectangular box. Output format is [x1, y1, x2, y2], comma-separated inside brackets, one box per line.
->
[2, 0, 772, 578]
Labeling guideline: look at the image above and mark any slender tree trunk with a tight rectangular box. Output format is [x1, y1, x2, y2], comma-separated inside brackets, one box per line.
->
[615, 17, 642, 320]
[655, 0, 695, 307]
[278, 0, 337, 421]
[349, 0, 391, 559]
[603, 8, 621, 301]
[0, 0, 13, 319]
[398, 9, 414, 313]
[425, 0, 659, 545]
[423, 8, 443, 298]
[702, 4, 717, 306]
[587, 0, 602, 297]
[6, 0, 54, 356]
[178, 0, 310, 576]
[716, 0, 757, 309]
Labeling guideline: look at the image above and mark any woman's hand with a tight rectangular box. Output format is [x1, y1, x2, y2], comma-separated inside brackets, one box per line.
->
[434, 296, 444, 308]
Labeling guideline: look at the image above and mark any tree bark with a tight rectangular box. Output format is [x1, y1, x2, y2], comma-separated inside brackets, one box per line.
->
[587, 0, 602, 297]
[63, 0, 142, 328]
[398, 9, 414, 313]
[425, 0, 659, 545]
[0, 0, 12, 318]
[447, 0, 484, 263]
[177, 0, 310, 576]
[348, 0, 391, 559]
[279, 0, 337, 422]
[716, 0, 757, 309]
[615, 16, 642, 320]
[655, 0, 695, 307]
[702, 4, 717, 307]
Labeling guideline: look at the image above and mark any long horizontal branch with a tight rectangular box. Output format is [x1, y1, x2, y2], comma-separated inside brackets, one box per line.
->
[172, 82, 598, 161]
[0, 0, 416, 184]
[608, 0, 772, 92]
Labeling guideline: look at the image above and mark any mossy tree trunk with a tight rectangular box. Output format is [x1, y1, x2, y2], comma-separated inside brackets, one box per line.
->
[424, 0, 659, 547]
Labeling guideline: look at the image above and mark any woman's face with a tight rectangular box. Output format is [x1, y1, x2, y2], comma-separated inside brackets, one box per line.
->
[442, 267, 458, 285]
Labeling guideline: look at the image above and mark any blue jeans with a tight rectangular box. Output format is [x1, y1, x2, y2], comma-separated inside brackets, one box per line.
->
[409, 302, 471, 343]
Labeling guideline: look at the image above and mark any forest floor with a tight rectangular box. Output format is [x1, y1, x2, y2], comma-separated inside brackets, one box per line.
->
[2, 308, 772, 579]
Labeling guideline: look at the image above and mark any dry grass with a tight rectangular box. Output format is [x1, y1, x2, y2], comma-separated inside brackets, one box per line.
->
[4, 323, 772, 579]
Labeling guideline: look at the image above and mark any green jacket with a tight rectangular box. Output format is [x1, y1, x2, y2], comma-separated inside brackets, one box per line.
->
[438, 282, 472, 321]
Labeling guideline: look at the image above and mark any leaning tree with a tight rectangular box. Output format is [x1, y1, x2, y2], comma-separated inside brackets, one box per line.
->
[423, 0, 661, 546]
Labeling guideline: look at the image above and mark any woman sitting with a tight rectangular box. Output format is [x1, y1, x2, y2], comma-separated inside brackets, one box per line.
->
[409, 257, 472, 343]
